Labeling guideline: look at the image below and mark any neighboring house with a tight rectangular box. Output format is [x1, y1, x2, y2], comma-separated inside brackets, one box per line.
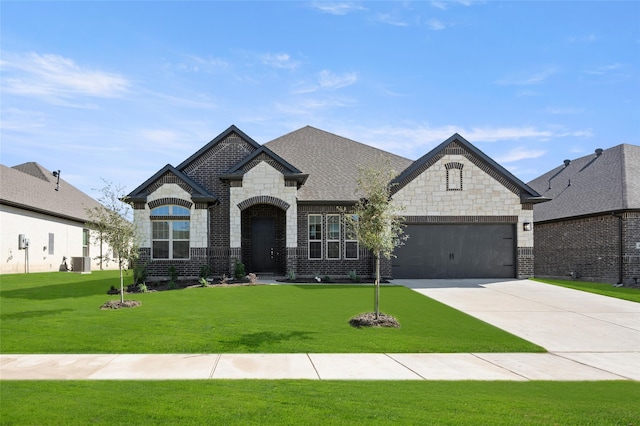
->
[128, 125, 547, 280]
[0, 162, 116, 274]
[528, 144, 640, 286]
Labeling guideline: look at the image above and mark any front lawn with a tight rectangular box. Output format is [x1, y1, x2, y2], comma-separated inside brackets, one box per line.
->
[533, 278, 640, 303]
[0, 271, 543, 353]
[1, 380, 638, 425]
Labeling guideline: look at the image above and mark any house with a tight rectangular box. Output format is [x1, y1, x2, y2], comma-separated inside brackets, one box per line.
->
[528, 144, 640, 286]
[127, 125, 547, 280]
[0, 162, 117, 274]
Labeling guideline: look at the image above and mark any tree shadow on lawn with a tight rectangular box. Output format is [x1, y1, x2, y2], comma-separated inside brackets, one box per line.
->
[0, 280, 110, 300]
[218, 331, 316, 351]
[1, 308, 75, 321]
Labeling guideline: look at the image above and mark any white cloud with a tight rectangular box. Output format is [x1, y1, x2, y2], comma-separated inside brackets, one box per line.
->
[495, 68, 557, 86]
[494, 147, 546, 163]
[260, 53, 300, 70]
[0, 52, 129, 103]
[376, 13, 409, 27]
[543, 106, 585, 115]
[426, 18, 446, 30]
[431, 2, 447, 10]
[310, 2, 366, 15]
[318, 70, 358, 89]
[583, 63, 622, 75]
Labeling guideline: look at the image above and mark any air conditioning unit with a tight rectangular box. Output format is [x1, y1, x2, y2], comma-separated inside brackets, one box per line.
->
[72, 256, 91, 274]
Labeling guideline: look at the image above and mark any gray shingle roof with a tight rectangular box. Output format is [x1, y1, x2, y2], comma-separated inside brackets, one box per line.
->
[527, 144, 640, 222]
[264, 126, 413, 202]
[0, 162, 103, 223]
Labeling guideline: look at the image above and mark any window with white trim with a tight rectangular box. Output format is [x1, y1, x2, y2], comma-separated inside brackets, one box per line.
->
[82, 229, 90, 257]
[326, 214, 341, 259]
[344, 215, 359, 259]
[308, 214, 322, 259]
[151, 205, 190, 259]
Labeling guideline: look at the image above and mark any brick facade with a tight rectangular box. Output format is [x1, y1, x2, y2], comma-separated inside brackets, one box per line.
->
[131, 128, 544, 281]
[534, 212, 640, 285]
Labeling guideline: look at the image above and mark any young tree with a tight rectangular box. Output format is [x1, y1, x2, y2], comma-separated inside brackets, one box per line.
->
[343, 160, 408, 320]
[85, 180, 139, 304]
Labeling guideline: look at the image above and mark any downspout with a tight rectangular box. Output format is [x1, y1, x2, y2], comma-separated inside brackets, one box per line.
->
[613, 212, 623, 285]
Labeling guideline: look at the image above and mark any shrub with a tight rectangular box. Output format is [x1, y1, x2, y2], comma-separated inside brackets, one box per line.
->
[234, 260, 246, 279]
[199, 277, 208, 287]
[137, 282, 148, 293]
[199, 264, 210, 280]
[168, 265, 179, 289]
[287, 269, 296, 280]
[133, 262, 148, 285]
[348, 270, 360, 283]
[247, 273, 258, 284]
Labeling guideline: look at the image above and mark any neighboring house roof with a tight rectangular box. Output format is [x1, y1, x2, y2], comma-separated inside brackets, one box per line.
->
[264, 126, 413, 202]
[0, 162, 103, 223]
[391, 133, 548, 203]
[127, 164, 219, 204]
[527, 144, 640, 222]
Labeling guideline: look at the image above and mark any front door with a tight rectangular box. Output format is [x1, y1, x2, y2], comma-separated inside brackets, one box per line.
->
[252, 217, 276, 272]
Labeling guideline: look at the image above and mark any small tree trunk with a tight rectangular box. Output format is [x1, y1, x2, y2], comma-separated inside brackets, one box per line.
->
[119, 259, 124, 304]
[374, 251, 380, 320]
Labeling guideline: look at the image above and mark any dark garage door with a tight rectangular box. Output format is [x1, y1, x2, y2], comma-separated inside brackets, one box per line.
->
[392, 224, 515, 279]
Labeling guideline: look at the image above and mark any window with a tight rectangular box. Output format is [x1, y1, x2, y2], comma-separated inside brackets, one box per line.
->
[151, 205, 190, 259]
[446, 162, 463, 191]
[326, 214, 341, 259]
[48, 233, 54, 255]
[344, 216, 359, 259]
[308, 214, 322, 259]
[82, 229, 90, 257]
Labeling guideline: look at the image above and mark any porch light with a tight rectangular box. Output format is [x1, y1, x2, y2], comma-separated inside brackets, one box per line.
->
[523, 222, 532, 231]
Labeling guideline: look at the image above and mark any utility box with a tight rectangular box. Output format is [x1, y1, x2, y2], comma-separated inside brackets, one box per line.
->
[72, 257, 91, 274]
[18, 234, 28, 250]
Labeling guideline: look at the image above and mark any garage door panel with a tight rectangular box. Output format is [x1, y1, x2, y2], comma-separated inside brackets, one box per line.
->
[392, 224, 515, 279]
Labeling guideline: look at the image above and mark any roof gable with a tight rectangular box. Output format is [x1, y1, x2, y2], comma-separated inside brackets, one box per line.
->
[127, 164, 218, 204]
[527, 144, 640, 222]
[176, 124, 261, 171]
[391, 133, 546, 203]
[220, 146, 308, 186]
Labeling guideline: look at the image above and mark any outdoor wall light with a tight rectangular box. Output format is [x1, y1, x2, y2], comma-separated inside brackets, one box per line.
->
[523, 222, 532, 231]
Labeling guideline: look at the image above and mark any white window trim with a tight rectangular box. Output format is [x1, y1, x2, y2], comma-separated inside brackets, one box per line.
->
[151, 205, 191, 260]
[326, 214, 341, 260]
[344, 216, 359, 260]
[308, 214, 323, 260]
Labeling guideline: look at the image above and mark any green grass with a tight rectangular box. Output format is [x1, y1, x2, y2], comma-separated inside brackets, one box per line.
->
[533, 278, 640, 303]
[0, 270, 543, 353]
[1, 380, 638, 425]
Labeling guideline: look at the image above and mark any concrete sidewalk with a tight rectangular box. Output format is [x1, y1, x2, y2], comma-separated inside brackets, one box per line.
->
[2, 279, 638, 381]
[2, 351, 638, 381]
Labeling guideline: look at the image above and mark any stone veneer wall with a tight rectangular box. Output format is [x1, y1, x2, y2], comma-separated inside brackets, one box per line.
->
[134, 182, 209, 278]
[535, 211, 640, 286]
[392, 152, 535, 278]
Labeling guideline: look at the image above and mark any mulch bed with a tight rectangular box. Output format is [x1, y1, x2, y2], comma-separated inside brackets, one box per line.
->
[349, 312, 400, 328]
[100, 300, 142, 310]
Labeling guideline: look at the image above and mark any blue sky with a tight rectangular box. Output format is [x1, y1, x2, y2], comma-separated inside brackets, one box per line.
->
[2, 1, 638, 198]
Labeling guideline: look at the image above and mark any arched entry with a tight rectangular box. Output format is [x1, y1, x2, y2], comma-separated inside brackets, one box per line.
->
[240, 203, 286, 274]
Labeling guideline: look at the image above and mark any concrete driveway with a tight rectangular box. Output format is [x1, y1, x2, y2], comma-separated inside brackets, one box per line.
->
[393, 278, 640, 379]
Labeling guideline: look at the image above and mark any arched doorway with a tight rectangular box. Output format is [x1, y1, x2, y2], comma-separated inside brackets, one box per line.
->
[240, 204, 286, 274]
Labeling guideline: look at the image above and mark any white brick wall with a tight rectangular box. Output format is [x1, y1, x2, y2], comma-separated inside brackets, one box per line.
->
[229, 161, 298, 248]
